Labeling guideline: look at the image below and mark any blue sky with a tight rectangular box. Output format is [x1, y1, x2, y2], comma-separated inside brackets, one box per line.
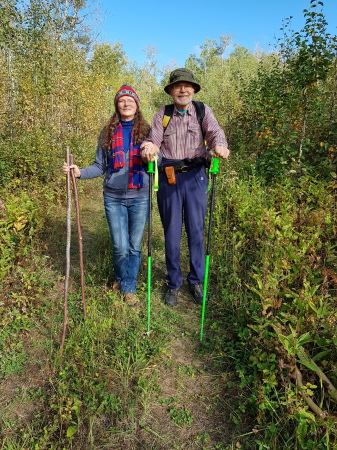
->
[95, 0, 336, 69]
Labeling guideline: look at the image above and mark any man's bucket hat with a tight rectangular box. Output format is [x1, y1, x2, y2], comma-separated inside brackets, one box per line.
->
[164, 68, 201, 94]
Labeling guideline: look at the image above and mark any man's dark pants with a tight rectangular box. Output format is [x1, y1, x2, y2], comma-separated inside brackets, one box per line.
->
[157, 165, 208, 289]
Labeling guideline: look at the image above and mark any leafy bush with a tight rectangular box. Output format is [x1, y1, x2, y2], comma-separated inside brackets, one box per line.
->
[208, 170, 337, 448]
[0, 190, 44, 282]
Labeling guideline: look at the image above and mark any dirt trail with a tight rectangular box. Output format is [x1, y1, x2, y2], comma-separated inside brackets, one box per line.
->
[138, 292, 234, 449]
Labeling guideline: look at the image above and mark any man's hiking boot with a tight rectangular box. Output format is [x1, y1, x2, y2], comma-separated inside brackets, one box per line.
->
[124, 293, 138, 308]
[188, 282, 204, 305]
[164, 287, 180, 307]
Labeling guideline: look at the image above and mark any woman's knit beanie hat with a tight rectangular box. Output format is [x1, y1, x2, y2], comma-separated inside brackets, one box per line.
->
[114, 85, 140, 107]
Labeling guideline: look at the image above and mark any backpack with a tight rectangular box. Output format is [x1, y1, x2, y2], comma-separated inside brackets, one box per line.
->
[162, 101, 205, 138]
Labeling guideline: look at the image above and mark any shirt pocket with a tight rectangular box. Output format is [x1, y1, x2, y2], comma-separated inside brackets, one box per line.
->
[163, 129, 177, 146]
[187, 124, 203, 146]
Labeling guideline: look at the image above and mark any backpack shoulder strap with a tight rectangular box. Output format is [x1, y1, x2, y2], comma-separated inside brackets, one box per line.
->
[192, 101, 206, 142]
[162, 104, 175, 129]
[192, 101, 205, 128]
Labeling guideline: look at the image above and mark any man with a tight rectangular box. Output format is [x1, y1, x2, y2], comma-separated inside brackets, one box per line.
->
[141, 68, 229, 306]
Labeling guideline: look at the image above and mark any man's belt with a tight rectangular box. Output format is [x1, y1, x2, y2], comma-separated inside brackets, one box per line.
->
[159, 157, 206, 174]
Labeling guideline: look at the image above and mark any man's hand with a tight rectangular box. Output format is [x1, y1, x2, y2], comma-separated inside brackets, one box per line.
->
[209, 145, 230, 159]
[140, 142, 159, 162]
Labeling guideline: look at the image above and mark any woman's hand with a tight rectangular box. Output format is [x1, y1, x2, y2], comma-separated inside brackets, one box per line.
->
[62, 162, 81, 178]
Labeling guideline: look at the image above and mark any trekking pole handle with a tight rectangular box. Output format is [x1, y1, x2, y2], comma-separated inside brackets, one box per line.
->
[210, 157, 220, 174]
[148, 155, 159, 191]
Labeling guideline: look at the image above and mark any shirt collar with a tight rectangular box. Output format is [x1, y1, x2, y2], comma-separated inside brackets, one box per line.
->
[173, 103, 193, 115]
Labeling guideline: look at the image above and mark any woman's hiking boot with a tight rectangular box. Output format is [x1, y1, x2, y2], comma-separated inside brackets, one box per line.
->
[124, 293, 138, 307]
[112, 281, 121, 292]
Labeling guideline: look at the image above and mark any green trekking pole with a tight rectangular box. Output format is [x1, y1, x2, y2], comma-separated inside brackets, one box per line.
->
[200, 157, 219, 342]
[147, 157, 158, 333]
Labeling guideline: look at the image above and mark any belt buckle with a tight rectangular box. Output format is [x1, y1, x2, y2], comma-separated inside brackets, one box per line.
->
[180, 165, 189, 172]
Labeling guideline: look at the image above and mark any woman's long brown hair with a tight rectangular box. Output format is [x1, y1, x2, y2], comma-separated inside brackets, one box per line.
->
[100, 108, 150, 151]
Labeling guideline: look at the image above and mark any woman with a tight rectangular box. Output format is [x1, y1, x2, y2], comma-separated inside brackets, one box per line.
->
[63, 85, 150, 307]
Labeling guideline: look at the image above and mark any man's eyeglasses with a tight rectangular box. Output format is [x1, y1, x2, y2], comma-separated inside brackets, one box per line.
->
[171, 83, 194, 91]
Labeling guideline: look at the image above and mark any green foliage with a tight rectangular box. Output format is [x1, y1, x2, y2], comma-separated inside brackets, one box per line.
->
[169, 406, 193, 426]
[279, 0, 336, 87]
[184, 17, 336, 183]
[0, 334, 28, 377]
[0, 190, 45, 281]
[208, 170, 337, 448]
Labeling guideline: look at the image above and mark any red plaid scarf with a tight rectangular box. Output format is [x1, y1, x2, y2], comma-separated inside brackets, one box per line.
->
[109, 123, 144, 189]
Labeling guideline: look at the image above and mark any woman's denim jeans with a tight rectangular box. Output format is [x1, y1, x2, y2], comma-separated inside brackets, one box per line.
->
[104, 194, 149, 293]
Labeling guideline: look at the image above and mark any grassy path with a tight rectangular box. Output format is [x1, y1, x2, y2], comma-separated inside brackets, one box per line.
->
[77, 183, 235, 448]
[1, 182, 237, 449]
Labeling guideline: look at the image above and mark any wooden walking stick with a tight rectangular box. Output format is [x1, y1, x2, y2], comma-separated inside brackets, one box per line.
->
[70, 154, 86, 319]
[60, 146, 71, 354]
